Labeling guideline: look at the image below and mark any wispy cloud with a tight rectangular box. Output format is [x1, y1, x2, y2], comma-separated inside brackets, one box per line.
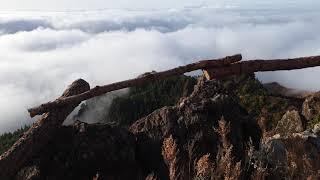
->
[0, 5, 319, 132]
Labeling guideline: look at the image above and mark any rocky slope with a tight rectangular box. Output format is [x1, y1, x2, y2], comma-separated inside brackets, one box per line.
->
[9, 75, 320, 179]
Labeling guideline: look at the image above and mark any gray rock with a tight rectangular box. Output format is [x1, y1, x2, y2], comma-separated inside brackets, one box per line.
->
[129, 79, 262, 179]
[263, 135, 287, 165]
[261, 130, 320, 178]
[274, 110, 304, 136]
[16, 166, 40, 180]
[302, 92, 320, 121]
[313, 122, 320, 135]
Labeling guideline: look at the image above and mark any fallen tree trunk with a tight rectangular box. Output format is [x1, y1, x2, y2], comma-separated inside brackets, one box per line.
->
[27, 54, 242, 117]
[0, 79, 90, 179]
[203, 55, 320, 79]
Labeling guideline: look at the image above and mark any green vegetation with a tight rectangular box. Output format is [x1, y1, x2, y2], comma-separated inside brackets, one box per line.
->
[0, 126, 29, 155]
[222, 74, 294, 130]
[234, 75, 268, 116]
[107, 76, 197, 126]
[308, 113, 320, 129]
[106, 74, 294, 130]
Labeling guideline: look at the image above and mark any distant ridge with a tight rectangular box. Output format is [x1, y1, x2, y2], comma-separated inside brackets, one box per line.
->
[263, 82, 314, 99]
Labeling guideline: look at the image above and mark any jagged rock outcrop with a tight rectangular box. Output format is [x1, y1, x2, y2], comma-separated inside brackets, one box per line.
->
[261, 129, 320, 179]
[0, 79, 90, 179]
[274, 110, 304, 136]
[16, 77, 262, 180]
[129, 77, 261, 179]
[263, 136, 287, 166]
[302, 92, 320, 121]
[13, 76, 320, 180]
[17, 121, 140, 180]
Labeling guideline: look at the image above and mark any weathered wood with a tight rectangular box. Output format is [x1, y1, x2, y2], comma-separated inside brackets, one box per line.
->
[204, 55, 320, 80]
[27, 54, 242, 117]
[0, 79, 90, 179]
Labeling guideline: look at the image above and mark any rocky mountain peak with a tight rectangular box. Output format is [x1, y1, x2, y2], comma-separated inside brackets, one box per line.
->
[8, 75, 320, 179]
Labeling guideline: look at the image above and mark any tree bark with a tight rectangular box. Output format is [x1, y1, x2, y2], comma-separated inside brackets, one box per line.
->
[27, 54, 242, 117]
[0, 79, 90, 179]
[203, 55, 320, 80]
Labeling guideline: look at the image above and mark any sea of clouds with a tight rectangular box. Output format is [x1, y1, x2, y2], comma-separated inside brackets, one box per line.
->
[0, 4, 320, 132]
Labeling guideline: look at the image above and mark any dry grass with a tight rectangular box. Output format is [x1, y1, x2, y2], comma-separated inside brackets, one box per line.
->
[214, 117, 230, 150]
[162, 135, 190, 180]
[162, 117, 320, 180]
[162, 135, 177, 163]
[211, 117, 242, 180]
[246, 135, 320, 179]
[282, 136, 320, 179]
[162, 135, 179, 180]
[196, 154, 212, 178]
[245, 140, 268, 180]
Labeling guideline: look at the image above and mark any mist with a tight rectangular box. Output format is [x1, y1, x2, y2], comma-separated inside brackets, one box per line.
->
[0, 4, 320, 133]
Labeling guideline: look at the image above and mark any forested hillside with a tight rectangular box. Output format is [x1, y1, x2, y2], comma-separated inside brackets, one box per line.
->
[0, 126, 29, 155]
[107, 75, 197, 126]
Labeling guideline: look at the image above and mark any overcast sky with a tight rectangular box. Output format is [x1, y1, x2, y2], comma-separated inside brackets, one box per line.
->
[0, 0, 206, 10]
[1, 0, 319, 10]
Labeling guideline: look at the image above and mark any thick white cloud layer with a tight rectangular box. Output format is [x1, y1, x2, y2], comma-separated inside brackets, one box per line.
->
[0, 5, 320, 132]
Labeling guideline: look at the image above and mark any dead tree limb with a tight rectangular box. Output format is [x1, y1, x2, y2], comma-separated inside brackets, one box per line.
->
[203, 55, 320, 80]
[27, 54, 242, 117]
[0, 79, 90, 179]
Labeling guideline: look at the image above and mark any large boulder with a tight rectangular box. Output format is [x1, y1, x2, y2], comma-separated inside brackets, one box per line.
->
[18, 121, 140, 180]
[263, 135, 287, 166]
[274, 110, 304, 136]
[261, 131, 320, 179]
[302, 92, 320, 121]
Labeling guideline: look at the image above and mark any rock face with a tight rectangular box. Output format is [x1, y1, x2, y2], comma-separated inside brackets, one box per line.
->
[302, 92, 320, 121]
[18, 121, 140, 180]
[0, 79, 91, 179]
[261, 131, 320, 179]
[274, 110, 304, 136]
[15, 78, 261, 180]
[129, 77, 261, 179]
[263, 136, 287, 166]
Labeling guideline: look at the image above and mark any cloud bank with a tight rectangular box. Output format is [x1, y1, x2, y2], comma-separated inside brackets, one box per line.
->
[0, 5, 320, 132]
